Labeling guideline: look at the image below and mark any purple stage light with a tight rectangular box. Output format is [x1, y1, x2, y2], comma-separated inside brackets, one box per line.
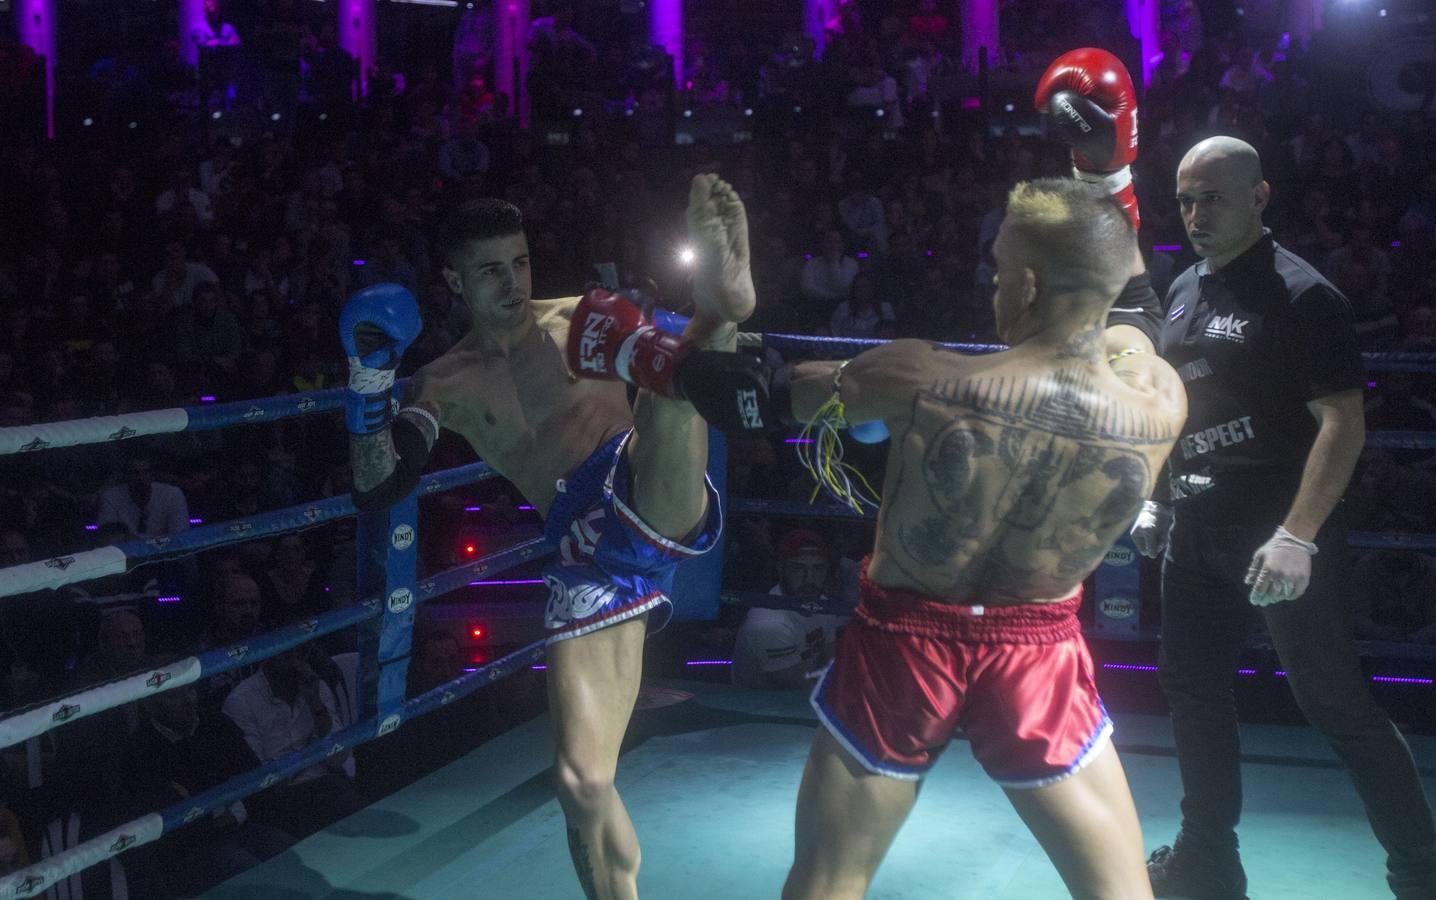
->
[179, 0, 206, 67]
[1237, 668, 1256, 676]
[531, 665, 547, 670]
[1153, 244, 1183, 252]
[856, 252, 870, 260]
[200, 396, 217, 403]
[685, 659, 732, 666]
[1371, 676, 1434, 685]
[17, 0, 56, 137]
[517, 505, 535, 511]
[189, 518, 203, 525]
[785, 438, 815, 444]
[352, 260, 366, 267]
[464, 505, 483, 511]
[341, 0, 378, 97]
[1102, 663, 1158, 672]
[157, 596, 182, 604]
[84, 524, 98, 532]
[961, 1, 999, 81]
[650, 0, 683, 86]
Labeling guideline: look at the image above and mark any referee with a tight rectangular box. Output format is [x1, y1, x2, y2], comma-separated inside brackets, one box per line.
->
[1130, 136, 1436, 899]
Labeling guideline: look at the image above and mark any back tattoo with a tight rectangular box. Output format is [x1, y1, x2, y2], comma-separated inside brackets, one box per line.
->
[884, 362, 1176, 598]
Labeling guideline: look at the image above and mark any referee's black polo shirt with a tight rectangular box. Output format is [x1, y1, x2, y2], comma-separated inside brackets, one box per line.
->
[1148, 230, 1365, 521]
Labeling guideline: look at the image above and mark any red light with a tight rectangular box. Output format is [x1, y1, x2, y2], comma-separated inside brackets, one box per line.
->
[470, 626, 485, 639]
[465, 544, 476, 555]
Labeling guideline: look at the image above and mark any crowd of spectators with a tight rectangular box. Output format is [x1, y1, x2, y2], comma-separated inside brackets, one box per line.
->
[1, 0, 1435, 892]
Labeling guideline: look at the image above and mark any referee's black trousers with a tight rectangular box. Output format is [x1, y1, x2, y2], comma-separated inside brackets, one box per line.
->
[1157, 503, 1436, 893]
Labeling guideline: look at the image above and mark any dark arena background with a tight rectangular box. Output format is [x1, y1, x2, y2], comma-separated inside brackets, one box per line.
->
[2, 0, 1436, 897]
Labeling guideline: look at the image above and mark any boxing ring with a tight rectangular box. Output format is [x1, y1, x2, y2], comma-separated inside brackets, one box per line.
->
[0, 336, 1434, 899]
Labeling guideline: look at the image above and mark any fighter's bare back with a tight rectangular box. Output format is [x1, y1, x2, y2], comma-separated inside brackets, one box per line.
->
[410, 296, 632, 515]
[828, 331, 1185, 606]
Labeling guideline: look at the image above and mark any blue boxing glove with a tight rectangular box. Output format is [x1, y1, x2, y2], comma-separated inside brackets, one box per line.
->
[340, 283, 422, 434]
[849, 420, 890, 444]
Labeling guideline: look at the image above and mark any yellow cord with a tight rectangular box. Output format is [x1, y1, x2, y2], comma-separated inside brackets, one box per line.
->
[796, 394, 882, 514]
[1107, 347, 1146, 364]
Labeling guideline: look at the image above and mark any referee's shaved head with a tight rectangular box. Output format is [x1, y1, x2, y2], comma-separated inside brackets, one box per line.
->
[1178, 136, 1264, 186]
[1176, 135, 1271, 270]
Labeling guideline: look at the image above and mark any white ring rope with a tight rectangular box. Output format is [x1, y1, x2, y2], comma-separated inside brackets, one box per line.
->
[0, 657, 203, 750]
[0, 547, 128, 598]
[0, 814, 165, 900]
[0, 408, 188, 455]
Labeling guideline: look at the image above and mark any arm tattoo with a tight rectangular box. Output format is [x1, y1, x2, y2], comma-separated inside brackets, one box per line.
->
[567, 826, 601, 900]
[348, 371, 435, 494]
[350, 430, 397, 493]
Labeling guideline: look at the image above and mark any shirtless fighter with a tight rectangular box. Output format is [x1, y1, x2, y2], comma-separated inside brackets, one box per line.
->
[768, 179, 1187, 899]
[339, 174, 756, 900]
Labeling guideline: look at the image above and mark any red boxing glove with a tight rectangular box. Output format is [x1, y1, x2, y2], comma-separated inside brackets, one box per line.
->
[1034, 47, 1140, 230]
[567, 287, 693, 398]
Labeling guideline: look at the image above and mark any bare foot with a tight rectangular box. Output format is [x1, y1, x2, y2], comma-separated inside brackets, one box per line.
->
[686, 173, 756, 324]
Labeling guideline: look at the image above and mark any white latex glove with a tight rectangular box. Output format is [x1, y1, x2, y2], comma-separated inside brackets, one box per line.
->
[1245, 526, 1318, 606]
[1129, 501, 1174, 558]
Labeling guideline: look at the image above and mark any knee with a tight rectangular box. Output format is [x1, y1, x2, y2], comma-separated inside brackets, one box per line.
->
[554, 756, 617, 813]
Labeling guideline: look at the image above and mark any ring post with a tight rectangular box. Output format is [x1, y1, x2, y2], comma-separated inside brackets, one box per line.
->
[1092, 534, 1142, 637]
[354, 494, 420, 721]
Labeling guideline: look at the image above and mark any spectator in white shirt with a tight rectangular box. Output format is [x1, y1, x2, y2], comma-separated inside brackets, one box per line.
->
[846, 49, 903, 129]
[830, 271, 896, 338]
[733, 529, 850, 690]
[800, 227, 859, 309]
[96, 454, 191, 540]
[223, 645, 362, 837]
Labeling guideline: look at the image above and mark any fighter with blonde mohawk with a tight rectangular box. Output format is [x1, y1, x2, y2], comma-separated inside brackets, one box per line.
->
[761, 177, 1187, 900]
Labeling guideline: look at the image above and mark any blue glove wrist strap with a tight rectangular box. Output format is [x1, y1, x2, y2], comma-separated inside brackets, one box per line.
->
[346, 388, 396, 435]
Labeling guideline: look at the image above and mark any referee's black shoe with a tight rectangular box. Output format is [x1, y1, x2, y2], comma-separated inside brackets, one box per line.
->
[1147, 832, 1249, 900]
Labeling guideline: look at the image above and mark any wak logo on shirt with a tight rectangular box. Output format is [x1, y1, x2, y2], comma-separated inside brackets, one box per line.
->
[1204, 313, 1250, 342]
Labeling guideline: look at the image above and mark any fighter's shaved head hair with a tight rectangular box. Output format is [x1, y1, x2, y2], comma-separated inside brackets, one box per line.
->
[1001, 178, 1135, 301]
[1178, 136, 1264, 185]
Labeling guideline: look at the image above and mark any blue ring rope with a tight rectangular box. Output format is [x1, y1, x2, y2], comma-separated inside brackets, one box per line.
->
[757, 333, 1436, 373]
[180, 387, 349, 432]
[155, 640, 548, 837]
[0, 533, 549, 754]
